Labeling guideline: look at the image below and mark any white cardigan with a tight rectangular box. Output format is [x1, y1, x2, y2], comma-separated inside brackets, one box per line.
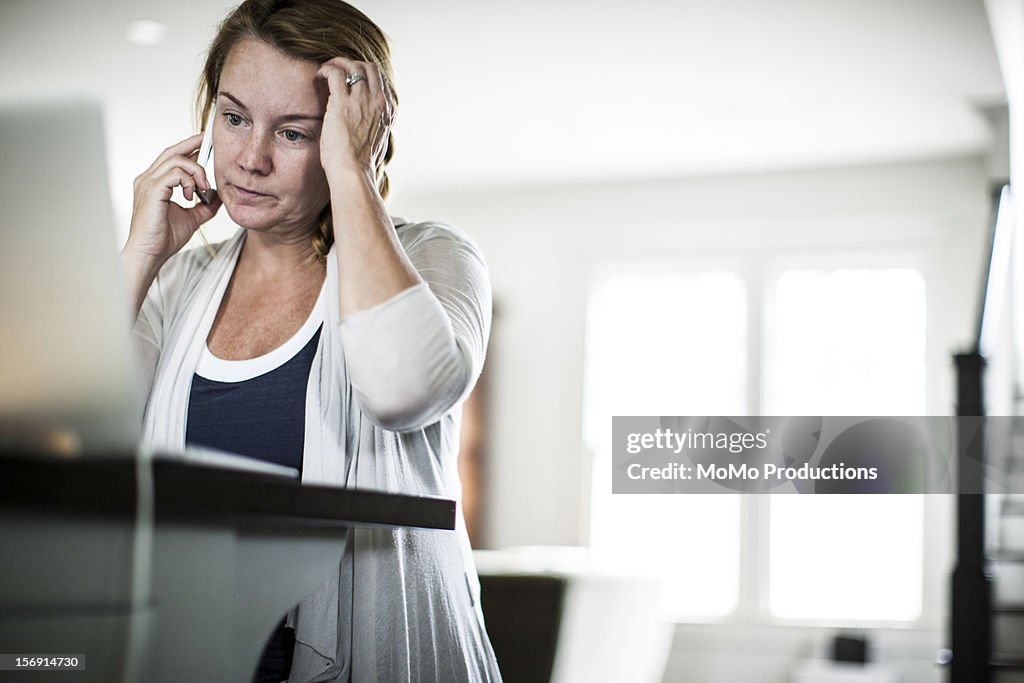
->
[133, 220, 501, 682]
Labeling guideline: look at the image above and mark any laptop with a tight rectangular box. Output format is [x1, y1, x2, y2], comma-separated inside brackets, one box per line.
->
[0, 97, 296, 477]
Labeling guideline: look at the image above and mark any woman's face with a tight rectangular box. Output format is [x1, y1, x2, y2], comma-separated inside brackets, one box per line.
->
[213, 38, 330, 236]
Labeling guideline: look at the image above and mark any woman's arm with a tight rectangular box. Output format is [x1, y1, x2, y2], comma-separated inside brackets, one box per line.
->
[328, 167, 422, 315]
[317, 59, 491, 431]
[338, 222, 492, 432]
[317, 57, 421, 316]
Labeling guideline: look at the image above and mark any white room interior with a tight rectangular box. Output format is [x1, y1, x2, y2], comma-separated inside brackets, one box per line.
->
[0, 1, 1013, 681]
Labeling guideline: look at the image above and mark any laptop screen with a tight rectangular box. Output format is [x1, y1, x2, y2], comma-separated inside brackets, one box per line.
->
[0, 98, 142, 455]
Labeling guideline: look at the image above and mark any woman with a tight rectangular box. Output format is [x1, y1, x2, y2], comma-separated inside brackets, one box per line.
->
[121, 1, 501, 681]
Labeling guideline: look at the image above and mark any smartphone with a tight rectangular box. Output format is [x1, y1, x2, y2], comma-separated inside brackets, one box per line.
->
[195, 105, 218, 205]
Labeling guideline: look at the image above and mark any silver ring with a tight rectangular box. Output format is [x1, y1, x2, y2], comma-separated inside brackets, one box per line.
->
[345, 73, 366, 87]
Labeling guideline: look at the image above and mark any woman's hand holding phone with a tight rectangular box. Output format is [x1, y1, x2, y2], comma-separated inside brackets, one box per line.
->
[121, 132, 221, 318]
[124, 133, 221, 266]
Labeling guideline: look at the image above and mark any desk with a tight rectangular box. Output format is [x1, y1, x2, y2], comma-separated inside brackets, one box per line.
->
[0, 453, 455, 682]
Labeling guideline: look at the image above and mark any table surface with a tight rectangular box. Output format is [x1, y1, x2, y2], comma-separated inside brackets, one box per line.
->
[0, 451, 456, 531]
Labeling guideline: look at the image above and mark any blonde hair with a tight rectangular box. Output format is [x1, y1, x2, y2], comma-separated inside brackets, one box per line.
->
[197, 0, 397, 261]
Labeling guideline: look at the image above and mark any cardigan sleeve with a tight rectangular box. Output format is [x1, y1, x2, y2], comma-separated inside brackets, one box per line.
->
[132, 290, 161, 405]
[131, 269, 166, 402]
[338, 221, 492, 432]
[129, 245, 214, 402]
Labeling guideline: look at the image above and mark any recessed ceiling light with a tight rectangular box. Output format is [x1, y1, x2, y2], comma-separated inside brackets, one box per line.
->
[125, 19, 168, 46]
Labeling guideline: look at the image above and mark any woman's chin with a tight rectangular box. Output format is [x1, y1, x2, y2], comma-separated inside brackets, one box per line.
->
[223, 202, 276, 232]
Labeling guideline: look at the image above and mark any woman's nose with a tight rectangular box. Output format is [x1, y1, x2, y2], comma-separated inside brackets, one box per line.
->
[236, 132, 272, 175]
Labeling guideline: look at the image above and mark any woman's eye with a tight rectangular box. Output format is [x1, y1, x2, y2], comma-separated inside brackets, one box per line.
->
[225, 113, 243, 126]
[282, 129, 305, 142]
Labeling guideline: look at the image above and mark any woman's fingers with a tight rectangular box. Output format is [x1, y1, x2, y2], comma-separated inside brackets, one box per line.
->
[139, 132, 205, 179]
[156, 156, 211, 191]
[353, 62, 381, 98]
[138, 156, 212, 201]
[170, 187, 222, 226]
[143, 167, 197, 204]
[317, 59, 358, 99]
[317, 57, 395, 178]
[319, 58, 387, 106]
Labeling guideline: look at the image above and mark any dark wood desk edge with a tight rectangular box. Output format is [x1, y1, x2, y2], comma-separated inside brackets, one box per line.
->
[0, 453, 456, 531]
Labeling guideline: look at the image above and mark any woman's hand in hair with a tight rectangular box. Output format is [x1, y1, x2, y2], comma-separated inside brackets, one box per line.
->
[317, 56, 420, 317]
[125, 133, 221, 264]
[316, 57, 395, 189]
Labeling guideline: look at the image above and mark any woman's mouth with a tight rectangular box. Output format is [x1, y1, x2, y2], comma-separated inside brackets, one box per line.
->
[230, 184, 271, 200]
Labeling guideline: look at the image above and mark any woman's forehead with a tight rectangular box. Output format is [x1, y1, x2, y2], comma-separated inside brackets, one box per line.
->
[219, 38, 326, 114]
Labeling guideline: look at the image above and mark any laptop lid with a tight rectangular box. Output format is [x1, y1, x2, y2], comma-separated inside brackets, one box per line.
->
[0, 97, 142, 455]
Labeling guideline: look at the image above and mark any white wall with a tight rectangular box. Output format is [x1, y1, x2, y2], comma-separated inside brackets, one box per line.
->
[390, 154, 992, 683]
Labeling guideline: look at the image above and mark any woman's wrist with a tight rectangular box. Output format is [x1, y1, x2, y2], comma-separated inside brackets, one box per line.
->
[325, 162, 378, 198]
[121, 240, 169, 272]
[120, 245, 166, 318]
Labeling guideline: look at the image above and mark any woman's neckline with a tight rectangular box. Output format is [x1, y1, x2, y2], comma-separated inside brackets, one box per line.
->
[196, 281, 326, 383]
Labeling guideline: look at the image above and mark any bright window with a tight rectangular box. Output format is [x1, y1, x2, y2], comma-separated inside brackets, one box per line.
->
[768, 495, 924, 620]
[585, 260, 929, 622]
[765, 266, 927, 621]
[764, 268, 926, 415]
[584, 268, 746, 618]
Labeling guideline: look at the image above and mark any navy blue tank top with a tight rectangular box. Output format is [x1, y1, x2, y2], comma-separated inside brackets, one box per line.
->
[185, 325, 322, 473]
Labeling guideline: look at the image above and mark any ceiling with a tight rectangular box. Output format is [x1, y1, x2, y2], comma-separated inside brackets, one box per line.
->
[0, 0, 1007, 205]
